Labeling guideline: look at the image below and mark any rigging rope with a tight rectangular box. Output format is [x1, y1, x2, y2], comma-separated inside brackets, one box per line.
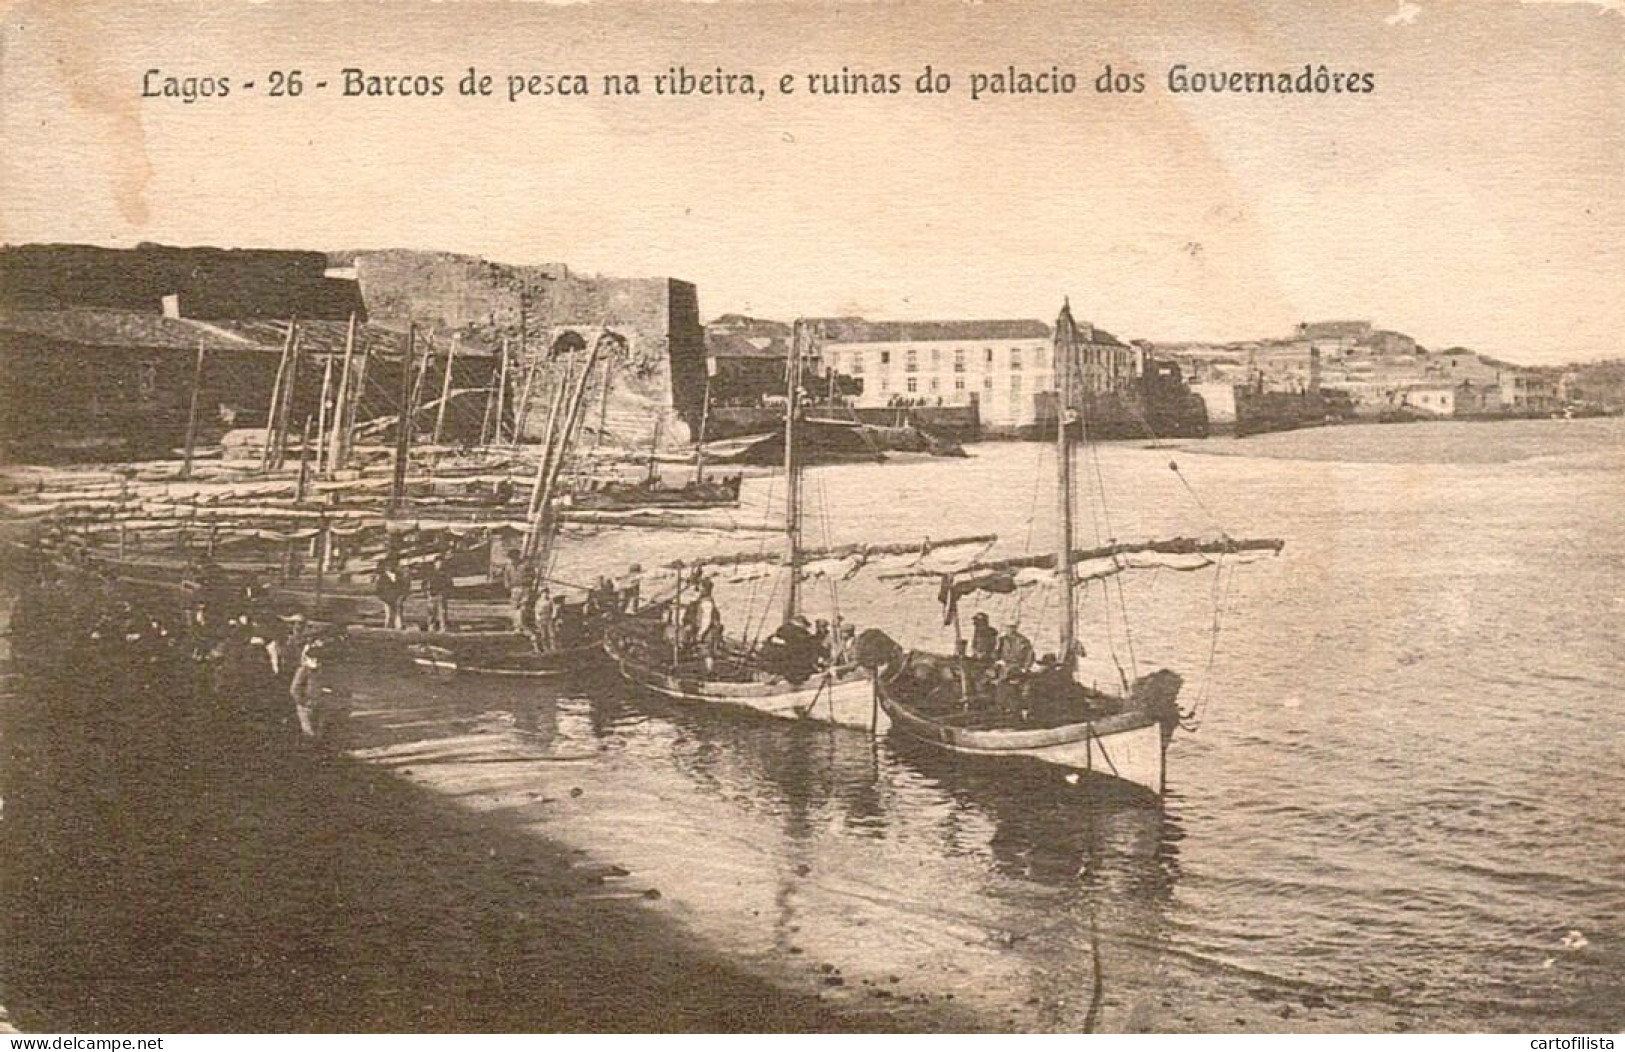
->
[1168, 460, 1232, 541]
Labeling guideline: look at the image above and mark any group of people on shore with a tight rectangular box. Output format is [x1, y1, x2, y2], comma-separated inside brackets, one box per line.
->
[373, 551, 457, 632]
[15, 554, 345, 743]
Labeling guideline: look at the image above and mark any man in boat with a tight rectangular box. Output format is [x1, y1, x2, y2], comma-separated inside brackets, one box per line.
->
[585, 575, 618, 620]
[617, 564, 643, 613]
[525, 587, 554, 652]
[995, 622, 1035, 676]
[550, 594, 580, 650]
[374, 557, 408, 630]
[969, 611, 998, 663]
[690, 578, 723, 672]
[422, 554, 454, 632]
[762, 615, 819, 684]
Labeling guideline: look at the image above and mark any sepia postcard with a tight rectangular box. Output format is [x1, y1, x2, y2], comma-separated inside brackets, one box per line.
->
[0, 0, 1621, 1039]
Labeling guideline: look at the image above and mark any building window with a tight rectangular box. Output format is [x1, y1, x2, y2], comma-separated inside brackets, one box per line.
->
[984, 348, 994, 364]
[1011, 375, 1022, 393]
[930, 347, 941, 367]
[954, 377, 965, 391]
[953, 349, 965, 372]
[1032, 347, 1045, 368]
[850, 354, 864, 374]
[879, 377, 889, 393]
[929, 377, 939, 392]
[983, 375, 993, 390]
[880, 350, 891, 367]
[1010, 348, 1023, 371]
[905, 349, 918, 373]
[906, 377, 918, 393]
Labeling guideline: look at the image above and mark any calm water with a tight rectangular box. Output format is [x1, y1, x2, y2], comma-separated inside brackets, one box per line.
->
[337, 418, 1625, 1032]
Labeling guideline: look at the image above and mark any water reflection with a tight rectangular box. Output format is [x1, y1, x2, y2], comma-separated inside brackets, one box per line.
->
[884, 733, 1181, 898]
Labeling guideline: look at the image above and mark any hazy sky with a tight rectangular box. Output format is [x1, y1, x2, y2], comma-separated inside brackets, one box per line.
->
[2, 0, 1621, 363]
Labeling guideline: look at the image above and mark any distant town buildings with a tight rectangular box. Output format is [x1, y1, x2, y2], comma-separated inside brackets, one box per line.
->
[1, 242, 1608, 463]
[703, 315, 794, 406]
[1156, 320, 1570, 422]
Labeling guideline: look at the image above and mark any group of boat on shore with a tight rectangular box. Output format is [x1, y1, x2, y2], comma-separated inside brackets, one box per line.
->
[7, 303, 1288, 800]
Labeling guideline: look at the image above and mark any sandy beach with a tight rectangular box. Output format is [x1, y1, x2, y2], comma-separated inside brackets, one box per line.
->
[0, 546, 957, 1033]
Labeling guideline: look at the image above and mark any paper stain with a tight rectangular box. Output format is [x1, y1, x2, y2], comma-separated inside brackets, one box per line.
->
[18, 0, 153, 227]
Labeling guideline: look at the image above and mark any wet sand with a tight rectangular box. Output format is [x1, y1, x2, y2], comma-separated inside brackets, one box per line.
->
[0, 579, 956, 1032]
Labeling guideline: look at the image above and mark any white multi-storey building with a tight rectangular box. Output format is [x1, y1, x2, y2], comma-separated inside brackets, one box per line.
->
[812, 317, 1144, 431]
[811, 318, 1054, 429]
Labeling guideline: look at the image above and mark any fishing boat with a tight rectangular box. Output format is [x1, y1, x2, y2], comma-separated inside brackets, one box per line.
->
[864, 301, 1284, 797]
[408, 330, 632, 677]
[605, 320, 995, 730]
[568, 387, 744, 512]
[406, 636, 606, 678]
[567, 473, 742, 512]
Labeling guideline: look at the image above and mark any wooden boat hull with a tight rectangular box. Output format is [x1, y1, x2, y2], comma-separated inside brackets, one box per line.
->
[408, 640, 605, 679]
[876, 679, 1169, 796]
[342, 625, 528, 659]
[604, 631, 883, 731]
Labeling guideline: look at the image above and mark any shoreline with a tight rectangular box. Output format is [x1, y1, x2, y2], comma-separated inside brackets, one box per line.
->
[0, 560, 964, 1033]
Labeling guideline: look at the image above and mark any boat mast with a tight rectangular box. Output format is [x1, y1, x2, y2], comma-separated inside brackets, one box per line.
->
[180, 339, 207, 481]
[432, 333, 459, 447]
[523, 334, 611, 592]
[593, 357, 613, 450]
[389, 323, 416, 515]
[1054, 300, 1079, 673]
[326, 312, 357, 474]
[261, 317, 297, 473]
[783, 320, 807, 623]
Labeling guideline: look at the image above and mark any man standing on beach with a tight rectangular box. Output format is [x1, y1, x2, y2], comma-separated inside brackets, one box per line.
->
[289, 637, 330, 741]
[423, 554, 453, 632]
[375, 557, 408, 630]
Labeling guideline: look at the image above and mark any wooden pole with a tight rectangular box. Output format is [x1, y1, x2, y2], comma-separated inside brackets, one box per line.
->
[671, 564, 684, 667]
[344, 340, 370, 466]
[314, 516, 327, 606]
[315, 351, 335, 476]
[523, 357, 572, 545]
[508, 346, 530, 444]
[479, 338, 501, 446]
[180, 339, 207, 480]
[271, 326, 304, 471]
[296, 415, 314, 503]
[594, 357, 613, 449]
[327, 312, 357, 472]
[783, 321, 806, 623]
[433, 334, 459, 446]
[408, 333, 434, 428]
[1054, 301, 1078, 674]
[525, 337, 607, 584]
[390, 325, 417, 515]
[261, 318, 298, 472]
